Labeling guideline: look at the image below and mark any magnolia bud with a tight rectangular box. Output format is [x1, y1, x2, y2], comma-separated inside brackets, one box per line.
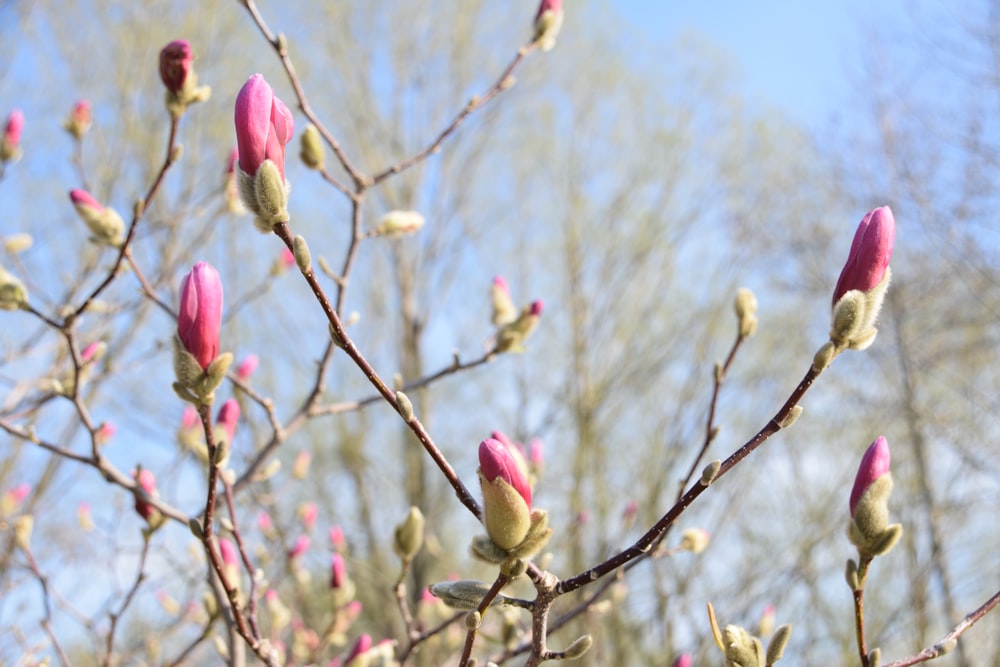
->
[0, 266, 28, 310]
[299, 124, 325, 170]
[376, 210, 425, 238]
[393, 506, 424, 561]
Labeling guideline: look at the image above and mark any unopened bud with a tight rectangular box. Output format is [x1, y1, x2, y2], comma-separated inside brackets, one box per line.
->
[867, 648, 881, 667]
[679, 528, 710, 554]
[778, 405, 803, 429]
[3, 233, 33, 254]
[766, 624, 792, 665]
[734, 287, 759, 336]
[253, 160, 290, 227]
[13, 515, 33, 550]
[700, 460, 721, 486]
[393, 506, 424, 560]
[936, 639, 957, 655]
[562, 634, 593, 660]
[376, 210, 425, 238]
[465, 610, 482, 630]
[812, 341, 837, 372]
[0, 266, 29, 310]
[845, 559, 859, 590]
[300, 124, 325, 170]
[293, 236, 311, 273]
[395, 391, 414, 422]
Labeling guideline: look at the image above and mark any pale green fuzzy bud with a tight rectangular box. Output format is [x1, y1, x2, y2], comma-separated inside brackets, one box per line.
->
[430, 580, 503, 610]
[701, 460, 722, 486]
[830, 291, 867, 345]
[189, 517, 205, 540]
[723, 625, 765, 667]
[465, 610, 482, 630]
[253, 160, 290, 227]
[395, 391, 414, 422]
[172, 336, 204, 388]
[812, 341, 838, 372]
[293, 236, 311, 273]
[479, 474, 532, 551]
[734, 287, 759, 337]
[0, 266, 28, 310]
[500, 557, 527, 578]
[376, 210, 425, 238]
[778, 405, 803, 429]
[87, 207, 125, 247]
[562, 635, 593, 660]
[13, 515, 33, 550]
[3, 233, 33, 254]
[766, 624, 792, 665]
[471, 534, 509, 564]
[867, 648, 881, 667]
[508, 509, 552, 559]
[845, 559, 859, 590]
[393, 506, 424, 560]
[869, 523, 902, 557]
[850, 475, 893, 541]
[300, 125, 325, 170]
[237, 169, 260, 216]
[680, 528, 711, 554]
[936, 639, 957, 655]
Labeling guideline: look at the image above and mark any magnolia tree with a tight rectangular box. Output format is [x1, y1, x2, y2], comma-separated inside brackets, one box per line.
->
[0, 1, 997, 666]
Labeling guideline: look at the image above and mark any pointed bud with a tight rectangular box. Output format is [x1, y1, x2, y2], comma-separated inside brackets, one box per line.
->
[491, 276, 518, 326]
[235, 74, 294, 181]
[69, 189, 124, 247]
[236, 353, 259, 380]
[734, 287, 759, 337]
[293, 450, 312, 480]
[177, 262, 223, 371]
[287, 534, 309, 560]
[850, 436, 891, 517]
[1, 109, 23, 162]
[344, 634, 372, 667]
[495, 301, 543, 353]
[299, 124, 325, 170]
[393, 506, 425, 560]
[766, 624, 792, 664]
[329, 525, 346, 551]
[833, 207, 895, 305]
[479, 438, 533, 550]
[64, 100, 92, 140]
[13, 515, 33, 550]
[133, 468, 164, 530]
[215, 398, 240, 445]
[160, 40, 193, 94]
[375, 210, 425, 238]
[562, 634, 592, 660]
[298, 501, 318, 532]
[330, 553, 347, 589]
[77, 502, 95, 532]
[672, 654, 692, 667]
[0, 265, 29, 310]
[3, 233, 33, 254]
[533, 0, 564, 51]
[292, 235, 311, 272]
[95, 421, 116, 445]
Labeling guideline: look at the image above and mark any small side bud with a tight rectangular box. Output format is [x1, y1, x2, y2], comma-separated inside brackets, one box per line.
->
[700, 460, 721, 486]
[393, 506, 424, 561]
[253, 160, 290, 226]
[680, 528, 711, 554]
[465, 610, 482, 630]
[845, 559, 859, 590]
[299, 124, 325, 170]
[13, 515, 33, 550]
[189, 517, 205, 540]
[812, 341, 838, 372]
[778, 405, 803, 429]
[766, 624, 792, 665]
[936, 639, 957, 655]
[867, 648, 881, 667]
[562, 634, 593, 660]
[292, 236, 311, 273]
[395, 391, 414, 422]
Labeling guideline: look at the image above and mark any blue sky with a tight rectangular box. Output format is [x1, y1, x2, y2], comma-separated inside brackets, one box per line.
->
[617, 0, 908, 125]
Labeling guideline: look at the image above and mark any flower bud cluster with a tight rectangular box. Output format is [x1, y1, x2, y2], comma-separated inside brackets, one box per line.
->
[847, 436, 902, 559]
[491, 276, 544, 354]
[473, 437, 552, 568]
[173, 262, 231, 407]
[234, 74, 294, 232]
[69, 189, 125, 247]
[817, 207, 895, 370]
[159, 40, 211, 118]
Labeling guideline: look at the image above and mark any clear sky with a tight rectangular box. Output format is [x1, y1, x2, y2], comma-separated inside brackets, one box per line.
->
[616, 0, 908, 125]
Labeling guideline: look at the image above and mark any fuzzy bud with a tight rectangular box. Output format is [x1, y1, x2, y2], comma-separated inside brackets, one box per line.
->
[160, 40, 210, 117]
[680, 528, 711, 554]
[494, 300, 543, 353]
[479, 438, 533, 550]
[376, 210, 425, 238]
[532, 0, 564, 51]
[491, 276, 518, 326]
[1, 109, 23, 162]
[562, 634, 593, 660]
[299, 124, 325, 170]
[69, 189, 124, 247]
[393, 506, 424, 561]
[0, 265, 28, 310]
[734, 287, 758, 337]
[766, 624, 792, 664]
[64, 100, 92, 140]
[292, 235, 311, 272]
[177, 262, 223, 371]
[3, 233, 33, 254]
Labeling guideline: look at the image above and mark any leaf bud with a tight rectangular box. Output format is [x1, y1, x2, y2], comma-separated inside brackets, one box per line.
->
[393, 506, 424, 561]
[299, 124, 325, 170]
[562, 634, 593, 660]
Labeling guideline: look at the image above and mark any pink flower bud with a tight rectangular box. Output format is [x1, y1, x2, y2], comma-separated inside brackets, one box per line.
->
[257, 511, 273, 533]
[234, 74, 295, 180]
[181, 405, 200, 430]
[9, 483, 30, 504]
[77, 502, 95, 531]
[216, 398, 240, 443]
[95, 421, 116, 445]
[672, 654, 692, 667]
[850, 436, 891, 517]
[81, 341, 104, 363]
[832, 207, 895, 305]
[133, 468, 158, 521]
[330, 553, 347, 589]
[3, 109, 23, 147]
[159, 40, 193, 94]
[529, 300, 543, 316]
[288, 534, 310, 560]
[344, 634, 372, 666]
[281, 247, 295, 269]
[219, 537, 239, 566]
[533, 0, 564, 51]
[298, 501, 318, 532]
[72, 100, 91, 126]
[493, 275, 509, 294]
[236, 353, 259, 380]
[178, 262, 223, 370]
[70, 188, 104, 215]
[329, 525, 346, 551]
[479, 438, 533, 550]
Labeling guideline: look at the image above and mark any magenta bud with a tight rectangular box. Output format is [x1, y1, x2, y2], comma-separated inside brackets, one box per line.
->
[72, 100, 91, 125]
[287, 534, 310, 560]
[4, 109, 23, 146]
[9, 483, 30, 504]
[832, 207, 895, 305]
[850, 436, 891, 517]
[329, 525, 346, 551]
[529, 300, 543, 316]
[181, 405, 200, 430]
[493, 275, 510, 294]
[281, 247, 295, 269]
[133, 468, 158, 521]
[480, 438, 532, 507]
[298, 501, 318, 532]
[219, 537, 238, 566]
[330, 553, 347, 589]
[479, 438, 534, 550]
[159, 40, 193, 94]
[178, 262, 223, 370]
[672, 654, 692, 667]
[95, 421, 116, 445]
[344, 634, 372, 666]
[215, 398, 240, 443]
[529, 437, 544, 468]
[234, 74, 295, 180]
[70, 188, 104, 214]
[236, 353, 259, 380]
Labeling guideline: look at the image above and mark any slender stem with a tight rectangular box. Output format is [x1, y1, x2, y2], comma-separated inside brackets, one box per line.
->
[853, 557, 872, 667]
[556, 362, 821, 595]
[882, 589, 1000, 667]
